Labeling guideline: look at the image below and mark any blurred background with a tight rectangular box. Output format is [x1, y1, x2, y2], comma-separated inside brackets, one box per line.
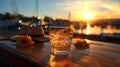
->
[0, 0, 120, 43]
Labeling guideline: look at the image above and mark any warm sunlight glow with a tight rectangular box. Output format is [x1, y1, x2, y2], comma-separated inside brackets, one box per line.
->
[85, 23, 91, 35]
[49, 55, 69, 67]
[86, 29, 90, 35]
[84, 12, 93, 20]
[78, 30, 82, 33]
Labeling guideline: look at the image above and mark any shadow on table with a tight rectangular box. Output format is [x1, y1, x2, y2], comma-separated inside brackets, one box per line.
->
[71, 48, 90, 63]
[47, 47, 90, 67]
[16, 42, 45, 55]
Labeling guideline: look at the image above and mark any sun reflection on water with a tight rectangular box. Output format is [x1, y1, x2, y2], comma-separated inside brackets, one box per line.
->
[85, 23, 91, 35]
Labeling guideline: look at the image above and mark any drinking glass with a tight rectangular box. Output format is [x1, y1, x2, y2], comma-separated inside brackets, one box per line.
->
[49, 26, 73, 55]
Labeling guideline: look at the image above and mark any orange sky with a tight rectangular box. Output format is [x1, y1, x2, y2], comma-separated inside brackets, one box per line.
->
[56, 0, 120, 21]
[1, 0, 120, 21]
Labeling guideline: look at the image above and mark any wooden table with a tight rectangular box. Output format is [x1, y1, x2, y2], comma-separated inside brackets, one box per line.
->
[0, 38, 120, 67]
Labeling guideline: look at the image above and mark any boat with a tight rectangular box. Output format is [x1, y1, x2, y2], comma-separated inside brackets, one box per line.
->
[19, 0, 44, 36]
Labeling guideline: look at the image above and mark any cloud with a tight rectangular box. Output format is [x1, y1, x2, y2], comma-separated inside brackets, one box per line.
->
[95, 0, 120, 17]
[55, 0, 83, 11]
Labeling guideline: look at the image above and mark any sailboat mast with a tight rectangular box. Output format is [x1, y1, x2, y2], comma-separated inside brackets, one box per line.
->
[36, 0, 38, 18]
[11, 0, 18, 16]
[68, 12, 71, 21]
[82, 0, 84, 21]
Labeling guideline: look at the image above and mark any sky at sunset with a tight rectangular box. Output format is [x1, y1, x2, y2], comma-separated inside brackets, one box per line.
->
[0, 0, 120, 21]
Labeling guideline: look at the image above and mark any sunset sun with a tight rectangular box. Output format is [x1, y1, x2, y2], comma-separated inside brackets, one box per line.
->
[83, 12, 93, 20]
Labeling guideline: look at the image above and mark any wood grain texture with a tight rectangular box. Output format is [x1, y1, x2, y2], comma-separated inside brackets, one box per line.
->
[0, 39, 120, 67]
